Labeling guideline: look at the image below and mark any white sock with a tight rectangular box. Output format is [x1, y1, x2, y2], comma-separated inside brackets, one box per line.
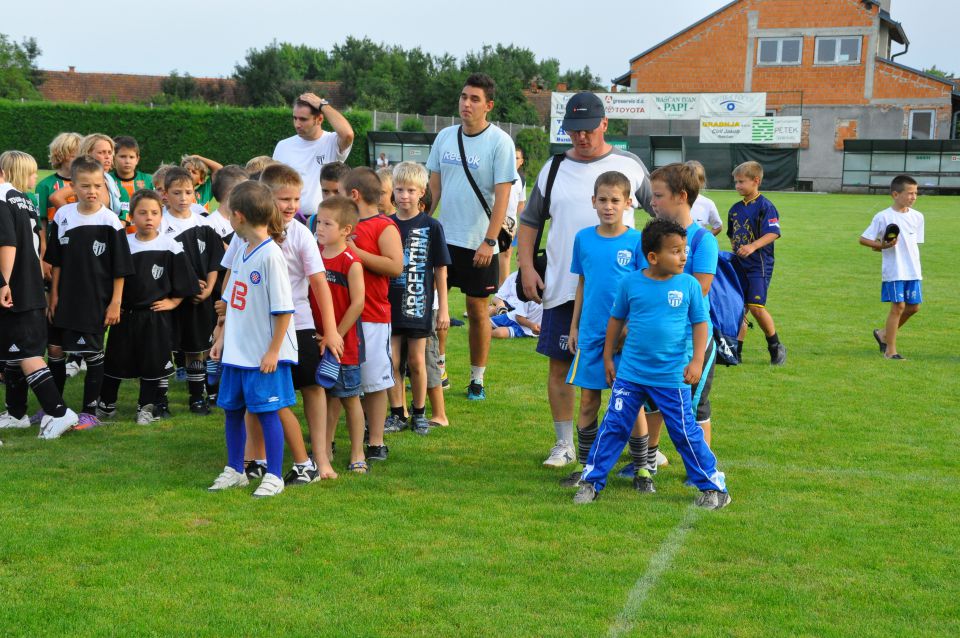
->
[256, 459, 267, 467]
[470, 365, 485, 384]
[297, 458, 316, 469]
[437, 354, 446, 367]
[554, 420, 574, 446]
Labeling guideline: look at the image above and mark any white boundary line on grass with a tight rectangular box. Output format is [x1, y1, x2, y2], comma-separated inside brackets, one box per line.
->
[607, 505, 700, 638]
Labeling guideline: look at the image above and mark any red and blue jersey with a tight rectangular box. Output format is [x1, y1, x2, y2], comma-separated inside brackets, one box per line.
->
[727, 193, 780, 275]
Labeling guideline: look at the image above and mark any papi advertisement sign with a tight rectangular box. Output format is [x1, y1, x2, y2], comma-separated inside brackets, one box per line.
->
[699, 116, 802, 144]
[549, 92, 766, 143]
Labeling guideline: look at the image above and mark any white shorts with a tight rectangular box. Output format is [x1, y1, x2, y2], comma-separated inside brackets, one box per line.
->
[359, 321, 395, 393]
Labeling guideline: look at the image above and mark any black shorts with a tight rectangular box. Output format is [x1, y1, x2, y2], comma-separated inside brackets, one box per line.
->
[536, 301, 574, 362]
[173, 298, 215, 354]
[48, 324, 104, 354]
[0, 308, 47, 361]
[446, 245, 498, 298]
[104, 309, 175, 380]
[290, 329, 320, 390]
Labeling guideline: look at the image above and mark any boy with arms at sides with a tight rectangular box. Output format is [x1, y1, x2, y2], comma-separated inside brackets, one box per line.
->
[225, 163, 342, 485]
[340, 167, 403, 462]
[383, 162, 450, 436]
[162, 167, 225, 414]
[111, 136, 154, 222]
[560, 172, 649, 491]
[311, 196, 367, 473]
[36, 132, 81, 226]
[181, 154, 222, 211]
[208, 181, 297, 498]
[44, 156, 134, 429]
[307, 161, 352, 235]
[859, 174, 924, 360]
[0, 151, 78, 439]
[97, 190, 200, 424]
[574, 218, 730, 510]
[728, 161, 785, 365]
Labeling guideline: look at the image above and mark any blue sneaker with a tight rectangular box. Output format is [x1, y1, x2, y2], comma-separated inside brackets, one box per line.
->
[175, 367, 187, 382]
[466, 381, 485, 401]
[616, 462, 636, 479]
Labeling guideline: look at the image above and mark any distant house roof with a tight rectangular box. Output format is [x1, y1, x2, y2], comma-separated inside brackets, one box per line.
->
[879, 10, 908, 45]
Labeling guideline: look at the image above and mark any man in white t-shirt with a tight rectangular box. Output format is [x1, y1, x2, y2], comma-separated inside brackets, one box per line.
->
[517, 92, 653, 467]
[426, 73, 517, 401]
[859, 174, 925, 360]
[272, 93, 354, 219]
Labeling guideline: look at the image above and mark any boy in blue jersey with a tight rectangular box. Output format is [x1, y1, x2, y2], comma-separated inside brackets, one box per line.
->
[727, 161, 785, 365]
[561, 171, 650, 491]
[574, 218, 730, 510]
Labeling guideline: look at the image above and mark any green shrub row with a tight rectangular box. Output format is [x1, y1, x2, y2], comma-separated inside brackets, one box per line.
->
[0, 100, 372, 171]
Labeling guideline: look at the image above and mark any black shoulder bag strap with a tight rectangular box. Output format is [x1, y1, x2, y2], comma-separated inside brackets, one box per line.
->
[514, 152, 566, 302]
[457, 125, 492, 218]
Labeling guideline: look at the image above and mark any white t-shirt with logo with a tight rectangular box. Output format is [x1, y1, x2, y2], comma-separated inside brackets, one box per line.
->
[272, 133, 352, 219]
[221, 238, 298, 369]
[506, 178, 526, 225]
[691, 193, 722, 230]
[861, 206, 924, 281]
[425, 124, 517, 251]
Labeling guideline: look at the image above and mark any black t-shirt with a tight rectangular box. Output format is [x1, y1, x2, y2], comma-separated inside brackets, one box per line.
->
[124, 234, 201, 309]
[44, 204, 135, 332]
[162, 211, 226, 282]
[0, 184, 46, 312]
[387, 213, 451, 334]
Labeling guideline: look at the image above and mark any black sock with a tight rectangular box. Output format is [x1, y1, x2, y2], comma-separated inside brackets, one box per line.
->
[81, 352, 105, 414]
[138, 378, 159, 407]
[99, 375, 121, 408]
[646, 445, 659, 472]
[157, 377, 169, 406]
[629, 435, 650, 475]
[736, 341, 744, 359]
[411, 404, 426, 416]
[766, 332, 780, 347]
[187, 359, 205, 403]
[48, 355, 67, 395]
[26, 366, 67, 418]
[3, 364, 28, 419]
[576, 420, 599, 465]
[390, 406, 406, 419]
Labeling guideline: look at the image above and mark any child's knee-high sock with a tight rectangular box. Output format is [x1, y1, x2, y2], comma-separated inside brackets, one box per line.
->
[99, 376, 121, 408]
[156, 377, 169, 406]
[205, 358, 220, 398]
[3, 364, 28, 419]
[81, 352, 105, 415]
[26, 366, 68, 418]
[187, 359, 205, 402]
[257, 410, 284, 478]
[629, 434, 650, 475]
[48, 354, 66, 395]
[576, 420, 598, 466]
[138, 379, 159, 408]
[224, 408, 246, 473]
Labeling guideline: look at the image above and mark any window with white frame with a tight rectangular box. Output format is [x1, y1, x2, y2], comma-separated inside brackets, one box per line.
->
[909, 110, 935, 140]
[757, 38, 803, 66]
[815, 36, 862, 64]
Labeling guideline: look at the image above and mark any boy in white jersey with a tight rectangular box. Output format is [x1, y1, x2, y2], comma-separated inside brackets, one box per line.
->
[859, 174, 925, 360]
[209, 181, 297, 498]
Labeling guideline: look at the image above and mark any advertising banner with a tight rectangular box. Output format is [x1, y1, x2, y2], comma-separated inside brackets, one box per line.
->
[699, 116, 802, 144]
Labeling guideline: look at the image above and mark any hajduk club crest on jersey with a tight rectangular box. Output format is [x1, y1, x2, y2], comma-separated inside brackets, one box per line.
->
[152, 265, 164, 280]
[92, 240, 106, 256]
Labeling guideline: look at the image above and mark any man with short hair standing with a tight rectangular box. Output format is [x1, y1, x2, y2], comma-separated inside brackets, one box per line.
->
[273, 93, 355, 219]
[427, 73, 517, 400]
[517, 92, 653, 467]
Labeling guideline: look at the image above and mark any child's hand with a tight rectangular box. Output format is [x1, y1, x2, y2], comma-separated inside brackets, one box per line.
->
[532, 323, 541, 335]
[324, 331, 345, 360]
[0, 285, 12, 308]
[104, 300, 121, 327]
[567, 327, 578, 353]
[210, 341, 222, 361]
[683, 359, 703, 385]
[214, 299, 227, 316]
[604, 358, 617, 386]
[736, 243, 756, 258]
[436, 309, 450, 332]
[881, 237, 898, 250]
[260, 350, 279, 373]
[193, 284, 212, 304]
[151, 298, 179, 312]
[47, 295, 58, 322]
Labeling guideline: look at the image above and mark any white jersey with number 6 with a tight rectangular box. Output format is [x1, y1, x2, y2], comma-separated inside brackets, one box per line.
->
[221, 238, 298, 369]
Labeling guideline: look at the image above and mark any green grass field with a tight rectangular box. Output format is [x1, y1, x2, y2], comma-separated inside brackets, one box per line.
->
[2, 190, 958, 637]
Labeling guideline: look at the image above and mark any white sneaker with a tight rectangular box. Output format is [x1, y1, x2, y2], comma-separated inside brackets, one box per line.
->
[136, 405, 159, 426]
[543, 440, 576, 467]
[0, 412, 31, 429]
[252, 473, 285, 498]
[656, 450, 669, 467]
[38, 408, 79, 440]
[208, 466, 249, 491]
[64, 361, 81, 378]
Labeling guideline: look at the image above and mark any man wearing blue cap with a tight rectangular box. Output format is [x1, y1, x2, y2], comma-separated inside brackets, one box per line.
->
[517, 92, 653, 469]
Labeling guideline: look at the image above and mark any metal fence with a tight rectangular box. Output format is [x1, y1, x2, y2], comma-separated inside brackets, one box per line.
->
[370, 110, 542, 139]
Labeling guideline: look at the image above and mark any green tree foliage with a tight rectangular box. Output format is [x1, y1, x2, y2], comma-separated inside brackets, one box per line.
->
[400, 117, 425, 132]
[515, 128, 549, 179]
[160, 71, 199, 101]
[0, 34, 43, 100]
[922, 65, 953, 79]
[234, 40, 334, 106]
[559, 65, 604, 91]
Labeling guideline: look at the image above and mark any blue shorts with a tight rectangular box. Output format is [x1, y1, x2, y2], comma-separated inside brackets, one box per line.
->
[733, 262, 771, 307]
[567, 344, 619, 390]
[881, 280, 922, 305]
[217, 364, 296, 414]
[490, 314, 527, 338]
[536, 301, 574, 361]
[328, 364, 361, 399]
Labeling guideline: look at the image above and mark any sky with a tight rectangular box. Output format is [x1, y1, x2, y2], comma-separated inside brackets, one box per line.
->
[7, 0, 955, 83]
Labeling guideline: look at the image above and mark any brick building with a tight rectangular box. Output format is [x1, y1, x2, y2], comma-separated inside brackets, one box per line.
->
[613, 0, 960, 191]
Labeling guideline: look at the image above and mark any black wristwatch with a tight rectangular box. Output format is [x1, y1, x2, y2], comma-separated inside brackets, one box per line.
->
[484, 237, 497, 247]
